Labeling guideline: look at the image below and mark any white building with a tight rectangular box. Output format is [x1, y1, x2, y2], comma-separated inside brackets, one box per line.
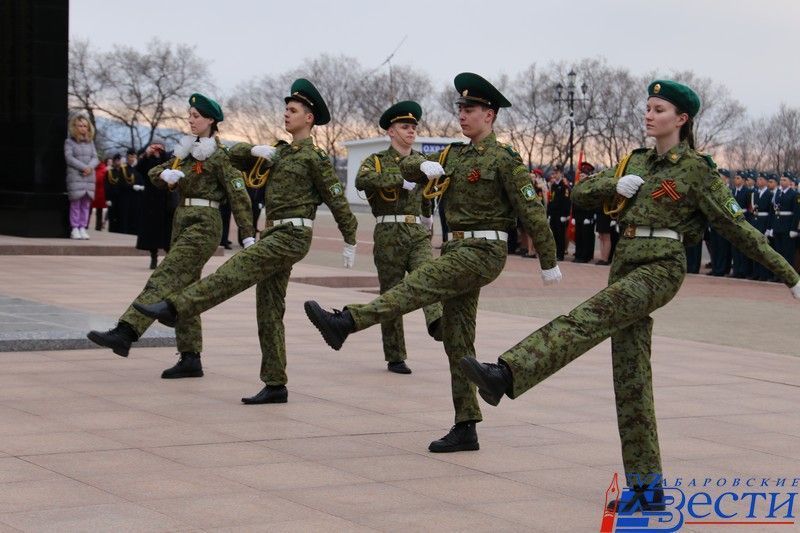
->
[343, 136, 461, 206]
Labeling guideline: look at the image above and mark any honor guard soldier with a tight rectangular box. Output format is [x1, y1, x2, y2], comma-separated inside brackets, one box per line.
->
[135, 79, 358, 403]
[770, 171, 799, 268]
[303, 72, 559, 453]
[572, 161, 597, 263]
[547, 164, 571, 261]
[730, 169, 754, 278]
[461, 80, 800, 512]
[751, 171, 775, 280]
[706, 168, 732, 276]
[355, 101, 443, 374]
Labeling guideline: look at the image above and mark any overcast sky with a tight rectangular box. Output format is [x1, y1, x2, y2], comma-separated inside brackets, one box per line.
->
[70, 0, 799, 118]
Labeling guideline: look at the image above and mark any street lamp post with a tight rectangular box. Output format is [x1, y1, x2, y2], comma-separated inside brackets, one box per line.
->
[554, 69, 589, 176]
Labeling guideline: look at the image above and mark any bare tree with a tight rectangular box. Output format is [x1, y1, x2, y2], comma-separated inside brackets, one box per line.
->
[67, 39, 105, 129]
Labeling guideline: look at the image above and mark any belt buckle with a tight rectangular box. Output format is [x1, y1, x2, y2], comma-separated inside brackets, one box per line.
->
[404, 214, 416, 224]
[623, 225, 636, 238]
[452, 231, 464, 240]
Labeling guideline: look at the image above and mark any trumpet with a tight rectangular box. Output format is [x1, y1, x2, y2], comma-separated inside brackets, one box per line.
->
[422, 175, 451, 199]
[245, 157, 271, 189]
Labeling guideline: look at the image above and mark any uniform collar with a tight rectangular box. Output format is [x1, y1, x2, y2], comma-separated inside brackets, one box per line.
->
[386, 145, 408, 161]
[468, 131, 496, 154]
[648, 140, 690, 165]
[291, 137, 314, 149]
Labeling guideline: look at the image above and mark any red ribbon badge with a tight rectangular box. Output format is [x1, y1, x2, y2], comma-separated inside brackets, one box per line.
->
[652, 179, 681, 201]
[192, 161, 204, 174]
[467, 168, 481, 183]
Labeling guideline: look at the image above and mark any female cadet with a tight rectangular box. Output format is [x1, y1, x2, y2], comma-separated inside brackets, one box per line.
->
[87, 93, 254, 379]
[460, 80, 800, 510]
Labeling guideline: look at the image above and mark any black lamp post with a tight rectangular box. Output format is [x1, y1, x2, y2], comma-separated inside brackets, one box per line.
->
[554, 69, 589, 177]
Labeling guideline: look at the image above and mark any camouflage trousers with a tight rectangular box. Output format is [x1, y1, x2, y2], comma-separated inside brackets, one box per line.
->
[373, 223, 443, 362]
[347, 238, 507, 424]
[168, 224, 312, 386]
[500, 237, 687, 479]
[120, 206, 222, 353]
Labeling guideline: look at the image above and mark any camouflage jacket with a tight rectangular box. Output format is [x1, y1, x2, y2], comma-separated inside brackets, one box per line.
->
[573, 141, 800, 286]
[229, 137, 357, 245]
[355, 146, 432, 218]
[149, 139, 254, 239]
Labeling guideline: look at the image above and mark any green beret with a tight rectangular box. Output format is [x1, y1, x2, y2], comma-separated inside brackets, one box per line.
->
[647, 80, 701, 118]
[189, 93, 223, 122]
[379, 100, 422, 130]
[454, 72, 511, 111]
[284, 78, 330, 125]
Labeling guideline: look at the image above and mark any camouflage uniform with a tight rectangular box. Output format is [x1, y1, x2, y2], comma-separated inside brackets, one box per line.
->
[165, 137, 357, 386]
[499, 141, 800, 480]
[356, 146, 443, 363]
[346, 132, 557, 423]
[119, 139, 254, 353]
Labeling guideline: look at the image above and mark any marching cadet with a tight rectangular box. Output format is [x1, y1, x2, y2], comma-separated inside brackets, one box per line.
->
[730, 169, 754, 278]
[460, 80, 800, 512]
[88, 94, 255, 378]
[303, 73, 559, 453]
[355, 101, 443, 374]
[134, 79, 358, 404]
[751, 171, 775, 280]
[572, 161, 597, 263]
[770, 171, 799, 269]
[547, 164, 571, 261]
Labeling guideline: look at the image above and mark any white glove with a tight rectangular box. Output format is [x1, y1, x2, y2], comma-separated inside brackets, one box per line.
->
[560, 216, 569, 223]
[541, 265, 563, 286]
[159, 169, 185, 185]
[420, 161, 445, 180]
[242, 237, 256, 249]
[583, 219, 593, 225]
[610, 220, 617, 227]
[420, 215, 433, 231]
[765, 229, 774, 238]
[251, 145, 277, 160]
[569, 218, 575, 226]
[791, 231, 798, 239]
[792, 280, 800, 300]
[106, 200, 112, 207]
[132, 184, 145, 192]
[616, 174, 645, 198]
[343, 243, 356, 269]
[401, 179, 416, 191]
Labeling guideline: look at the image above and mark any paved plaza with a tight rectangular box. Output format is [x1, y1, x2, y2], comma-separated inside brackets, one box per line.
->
[0, 211, 797, 531]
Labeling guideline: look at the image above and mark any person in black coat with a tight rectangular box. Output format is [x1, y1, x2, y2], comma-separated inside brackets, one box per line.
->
[572, 161, 596, 263]
[707, 169, 733, 276]
[769, 171, 799, 271]
[547, 164, 571, 261]
[730, 170, 754, 278]
[751, 172, 775, 281]
[135, 140, 175, 269]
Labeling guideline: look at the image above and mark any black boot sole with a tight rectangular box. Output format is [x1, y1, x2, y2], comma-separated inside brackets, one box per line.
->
[241, 393, 288, 404]
[161, 370, 204, 379]
[86, 331, 130, 357]
[428, 441, 480, 453]
[459, 358, 503, 406]
[132, 302, 176, 328]
[304, 301, 346, 350]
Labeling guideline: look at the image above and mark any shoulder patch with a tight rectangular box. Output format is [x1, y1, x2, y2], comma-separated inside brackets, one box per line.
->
[231, 177, 245, 191]
[520, 183, 537, 201]
[701, 154, 717, 169]
[512, 165, 529, 176]
[709, 178, 724, 191]
[329, 182, 343, 197]
[723, 197, 744, 218]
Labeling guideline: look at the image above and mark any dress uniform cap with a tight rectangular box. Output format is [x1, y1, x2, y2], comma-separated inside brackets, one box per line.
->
[718, 168, 730, 178]
[579, 161, 595, 172]
[379, 100, 422, 130]
[454, 72, 511, 110]
[285, 78, 330, 125]
[648, 80, 701, 118]
[189, 93, 224, 122]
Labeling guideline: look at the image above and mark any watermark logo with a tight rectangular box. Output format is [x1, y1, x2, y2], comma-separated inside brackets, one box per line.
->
[600, 473, 798, 532]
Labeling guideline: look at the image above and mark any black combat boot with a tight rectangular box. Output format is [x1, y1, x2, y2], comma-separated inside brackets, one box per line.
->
[241, 385, 288, 404]
[161, 352, 203, 379]
[427, 318, 443, 342]
[133, 300, 177, 327]
[87, 322, 139, 357]
[428, 421, 479, 453]
[608, 485, 666, 513]
[387, 361, 412, 374]
[459, 357, 513, 406]
[149, 250, 158, 270]
[303, 301, 355, 350]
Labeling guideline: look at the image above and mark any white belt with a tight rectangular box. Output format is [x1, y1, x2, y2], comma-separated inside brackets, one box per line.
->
[183, 198, 219, 208]
[376, 215, 421, 224]
[756, 212, 769, 217]
[777, 211, 794, 216]
[449, 230, 508, 242]
[265, 217, 313, 228]
[623, 225, 682, 242]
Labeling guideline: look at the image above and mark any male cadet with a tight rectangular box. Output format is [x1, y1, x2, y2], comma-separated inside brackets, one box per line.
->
[706, 168, 733, 276]
[571, 161, 596, 263]
[730, 170, 754, 278]
[769, 171, 799, 270]
[304, 73, 560, 453]
[355, 101, 443, 374]
[135, 79, 358, 404]
[547, 163, 571, 261]
[751, 171, 775, 280]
